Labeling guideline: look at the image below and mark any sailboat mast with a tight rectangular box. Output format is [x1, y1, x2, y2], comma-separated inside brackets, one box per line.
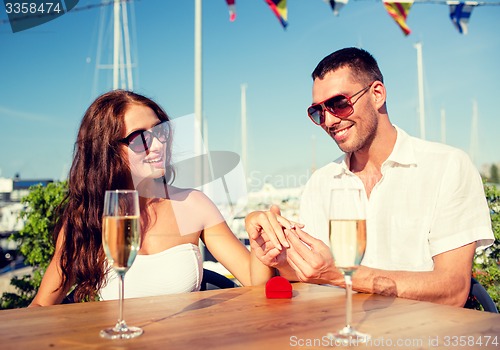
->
[414, 42, 425, 140]
[113, 0, 121, 90]
[111, 0, 133, 90]
[194, 0, 204, 188]
[441, 108, 446, 144]
[194, 0, 203, 157]
[311, 135, 316, 174]
[470, 99, 479, 166]
[122, 4, 133, 90]
[241, 83, 247, 177]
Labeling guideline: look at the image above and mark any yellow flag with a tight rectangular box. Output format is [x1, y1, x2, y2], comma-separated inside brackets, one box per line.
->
[383, 1, 414, 36]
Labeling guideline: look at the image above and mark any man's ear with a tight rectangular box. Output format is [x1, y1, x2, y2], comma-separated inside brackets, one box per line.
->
[372, 81, 386, 109]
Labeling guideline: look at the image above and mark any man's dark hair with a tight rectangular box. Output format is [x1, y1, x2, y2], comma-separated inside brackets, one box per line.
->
[312, 47, 384, 84]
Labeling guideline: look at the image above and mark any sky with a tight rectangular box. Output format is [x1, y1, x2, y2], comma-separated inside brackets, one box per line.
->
[1, 0, 499, 191]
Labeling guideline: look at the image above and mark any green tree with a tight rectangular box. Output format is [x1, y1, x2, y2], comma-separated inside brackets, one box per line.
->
[0, 181, 67, 309]
[490, 164, 500, 184]
[471, 183, 500, 311]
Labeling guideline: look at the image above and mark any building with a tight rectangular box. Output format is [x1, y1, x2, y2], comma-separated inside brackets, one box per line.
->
[0, 176, 54, 270]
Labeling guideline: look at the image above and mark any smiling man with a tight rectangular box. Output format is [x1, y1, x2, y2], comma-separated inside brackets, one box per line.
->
[245, 47, 494, 306]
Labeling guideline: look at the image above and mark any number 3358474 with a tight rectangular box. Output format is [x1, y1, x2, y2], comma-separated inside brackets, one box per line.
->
[5, 2, 62, 14]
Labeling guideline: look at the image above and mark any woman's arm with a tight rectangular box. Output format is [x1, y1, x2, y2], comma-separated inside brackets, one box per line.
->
[203, 220, 277, 286]
[191, 189, 274, 287]
[29, 230, 71, 307]
[250, 249, 274, 285]
[201, 221, 252, 286]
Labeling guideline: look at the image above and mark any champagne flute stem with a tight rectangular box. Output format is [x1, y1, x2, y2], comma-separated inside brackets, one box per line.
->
[344, 273, 353, 329]
[117, 272, 126, 330]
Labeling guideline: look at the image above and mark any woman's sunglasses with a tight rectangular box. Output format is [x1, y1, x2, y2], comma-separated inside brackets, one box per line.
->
[307, 82, 374, 125]
[119, 121, 169, 153]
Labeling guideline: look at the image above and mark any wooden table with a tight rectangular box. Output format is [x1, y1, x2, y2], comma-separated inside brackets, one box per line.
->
[0, 283, 499, 349]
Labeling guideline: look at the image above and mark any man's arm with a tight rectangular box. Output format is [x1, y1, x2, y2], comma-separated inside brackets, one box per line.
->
[285, 227, 475, 306]
[353, 243, 474, 306]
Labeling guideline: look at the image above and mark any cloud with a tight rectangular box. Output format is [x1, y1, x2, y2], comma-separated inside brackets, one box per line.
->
[0, 105, 54, 123]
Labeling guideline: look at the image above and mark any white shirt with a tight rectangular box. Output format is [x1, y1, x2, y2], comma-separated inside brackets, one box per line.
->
[300, 126, 494, 271]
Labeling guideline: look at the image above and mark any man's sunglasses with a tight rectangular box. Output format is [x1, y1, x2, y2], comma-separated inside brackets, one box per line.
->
[119, 121, 169, 153]
[307, 82, 374, 125]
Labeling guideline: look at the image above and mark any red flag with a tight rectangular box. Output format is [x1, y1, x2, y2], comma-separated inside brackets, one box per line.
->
[226, 0, 236, 22]
[383, 1, 414, 36]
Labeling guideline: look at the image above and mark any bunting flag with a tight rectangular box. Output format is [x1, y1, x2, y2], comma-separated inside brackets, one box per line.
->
[448, 1, 477, 34]
[264, 0, 288, 29]
[226, 0, 236, 22]
[383, 1, 414, 36]
[324, 0, 349, 16]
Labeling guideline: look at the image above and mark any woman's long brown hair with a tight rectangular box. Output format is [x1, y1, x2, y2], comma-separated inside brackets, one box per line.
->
[54, 90, 173, 302]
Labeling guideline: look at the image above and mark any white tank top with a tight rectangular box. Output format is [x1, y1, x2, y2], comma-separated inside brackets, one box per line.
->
[99, 243, 202, 300]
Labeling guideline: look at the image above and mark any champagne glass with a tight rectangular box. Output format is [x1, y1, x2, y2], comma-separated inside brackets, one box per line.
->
[100, 190, 143, 339]
[327, 187, 369, 345]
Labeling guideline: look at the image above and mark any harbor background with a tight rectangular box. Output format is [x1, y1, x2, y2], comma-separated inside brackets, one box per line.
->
[1, 1, 500, 294]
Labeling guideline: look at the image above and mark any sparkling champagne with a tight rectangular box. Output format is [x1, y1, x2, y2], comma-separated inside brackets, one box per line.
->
[100, 190, 143, 339]
[102, 216, 140, 273]
[329, 219, 367, 272]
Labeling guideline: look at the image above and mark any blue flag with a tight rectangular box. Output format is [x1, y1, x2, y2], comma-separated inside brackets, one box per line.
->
[448, 1, 477, 34]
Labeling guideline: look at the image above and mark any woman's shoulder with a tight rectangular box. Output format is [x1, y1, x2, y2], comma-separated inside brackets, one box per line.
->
[167, 186, 212, 203]
[165, 186, 225, 230]
[166, 186, 222, 215]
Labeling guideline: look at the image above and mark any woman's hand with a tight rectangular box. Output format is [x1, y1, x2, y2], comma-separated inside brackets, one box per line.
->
[245, 205, 304, 270]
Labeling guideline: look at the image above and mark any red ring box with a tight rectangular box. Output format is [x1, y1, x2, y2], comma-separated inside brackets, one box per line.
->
[265, 276, 293, 299]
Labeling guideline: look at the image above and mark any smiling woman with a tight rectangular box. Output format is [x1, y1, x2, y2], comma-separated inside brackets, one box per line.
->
[122, 106, 174, 193]
[26, 90, 270, 307]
